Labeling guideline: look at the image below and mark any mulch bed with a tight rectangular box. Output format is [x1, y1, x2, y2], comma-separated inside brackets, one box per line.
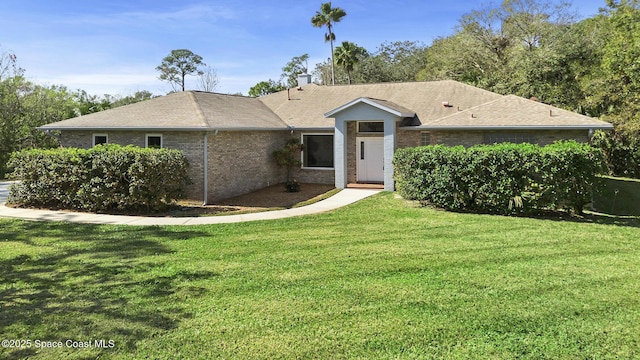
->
[165, 183, 336, 217]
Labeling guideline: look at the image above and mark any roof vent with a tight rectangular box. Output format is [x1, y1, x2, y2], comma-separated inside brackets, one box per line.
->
[297, 73, 312, 88]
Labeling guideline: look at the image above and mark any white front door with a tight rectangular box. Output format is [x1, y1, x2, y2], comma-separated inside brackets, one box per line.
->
[356, 137, 384, 183]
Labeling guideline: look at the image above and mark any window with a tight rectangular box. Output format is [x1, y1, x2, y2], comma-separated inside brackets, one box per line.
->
[93, 134, 108, 146]
[484, 133, 536, 145]
[421, 132, 431, 146]
[358, 121, 384, 133]
[146, 134, 163, 149]
[302, 134, 334, 168]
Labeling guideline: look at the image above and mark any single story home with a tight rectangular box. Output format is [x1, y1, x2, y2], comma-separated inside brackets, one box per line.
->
[40, 78, 613, 204]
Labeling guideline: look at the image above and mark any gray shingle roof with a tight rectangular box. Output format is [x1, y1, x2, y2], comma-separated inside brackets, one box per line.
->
[40, 80, 612, 131]
[419, 95, 613, 129]
[259, 80, 504, 128]
[193, 92, 288, 130]
[41, 91, 288, 131]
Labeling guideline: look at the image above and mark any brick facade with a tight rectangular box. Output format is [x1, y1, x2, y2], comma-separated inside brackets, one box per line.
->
[425, 129, 590, 147]
[57, 129, 335, 203]
[396, 123, 422, 150]
[57, 126, 593, 202]
[425, 130, 485, 147]
[207, 130, 287, 202]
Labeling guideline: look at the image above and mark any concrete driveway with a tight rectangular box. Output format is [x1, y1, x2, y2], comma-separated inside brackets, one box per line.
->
[0, 181, 14, 205]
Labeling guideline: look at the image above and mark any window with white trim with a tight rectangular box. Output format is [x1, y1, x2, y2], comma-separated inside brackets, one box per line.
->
[302, 134, 334, 168]
[93, 134, 108, 146]
[146, 134, 163, 149]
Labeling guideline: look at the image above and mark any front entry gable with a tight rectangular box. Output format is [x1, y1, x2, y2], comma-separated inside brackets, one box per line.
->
[324, 97, 416, 119]
[325, 98, 417, 192]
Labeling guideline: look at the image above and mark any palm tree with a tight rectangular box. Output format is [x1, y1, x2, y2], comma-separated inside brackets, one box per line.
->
[311, 2, 347, 85]
[334, 41, 367, 84]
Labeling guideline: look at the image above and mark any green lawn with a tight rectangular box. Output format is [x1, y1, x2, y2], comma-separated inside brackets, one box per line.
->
[1, 193, 639, 359]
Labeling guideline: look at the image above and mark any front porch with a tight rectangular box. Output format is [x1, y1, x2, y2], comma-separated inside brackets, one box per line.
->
[346, 183, 385, 189]
[325, 97, 417, 192]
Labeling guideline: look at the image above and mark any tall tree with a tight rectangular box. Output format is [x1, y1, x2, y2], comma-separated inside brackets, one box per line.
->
[334, 41, 367, 84]
[156, 49, 205, 92]
[417, 0, 581, 105]
[1, 77, 76, 177]
[311, 2, 346, 86]
[1, 50, 26, 177]
[592, 0, 640, 177]
[281, 54, 310, 88]
[357, 41, 427, 83]
[112, 91, 156, 108]
[72, 90, 112, 115]
[601, 0, 640, 122]
[0, 48, 24, 81]
[248, 79, 286, 97]
[312, 57, 339, 86]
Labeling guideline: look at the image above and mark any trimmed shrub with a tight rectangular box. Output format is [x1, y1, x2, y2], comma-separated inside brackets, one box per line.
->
[8, 144, 190, 213]
[394, 141, 605, 215]
[591, 130, 640, 179]
[538, 141, 606, 214]
[285, 179, 301, 193]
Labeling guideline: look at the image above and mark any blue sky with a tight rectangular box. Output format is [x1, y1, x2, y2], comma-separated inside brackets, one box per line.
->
[1, 0, 607, 96]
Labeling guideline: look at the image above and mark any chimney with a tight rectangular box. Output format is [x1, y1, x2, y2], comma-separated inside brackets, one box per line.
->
[297, 73, 312, 88]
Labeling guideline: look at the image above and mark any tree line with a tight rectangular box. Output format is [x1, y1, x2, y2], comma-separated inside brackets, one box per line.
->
[251, 0, 640, 177]
[417, 0, 640, 177]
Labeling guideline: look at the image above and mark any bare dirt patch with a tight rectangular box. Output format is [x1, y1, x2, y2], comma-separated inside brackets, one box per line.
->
[166, 183, 337, 217]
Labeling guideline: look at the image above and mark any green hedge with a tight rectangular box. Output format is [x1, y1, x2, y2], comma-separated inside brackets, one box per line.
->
[7, 144, 190, 212]
[393, 141, 605, 215]
[591, 130, 640, 179]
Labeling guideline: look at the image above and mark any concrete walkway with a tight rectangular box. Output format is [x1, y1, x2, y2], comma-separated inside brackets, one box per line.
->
[0, 181, 380, 226]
